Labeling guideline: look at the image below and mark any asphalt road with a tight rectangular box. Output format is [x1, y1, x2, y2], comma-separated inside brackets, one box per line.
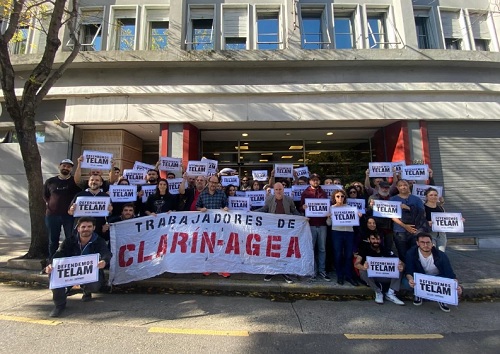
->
[1, 282, 499, 353]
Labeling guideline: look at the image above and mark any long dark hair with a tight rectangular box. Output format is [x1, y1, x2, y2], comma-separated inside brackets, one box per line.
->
[154, 178, 170, 197]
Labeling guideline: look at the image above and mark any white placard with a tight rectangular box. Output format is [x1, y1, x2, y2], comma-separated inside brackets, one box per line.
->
[73, 196, 111, 217]
[366, 256, 400, 278]
[294, 166, 310, 178]
[228, 197, 250, 211]
[252, 170, 268, 182]
[414, 273, 458, 306]
[159, 157, 182, 172]
[284, 188, 292, 198]
[186, 161, 209, 176]
[109, 185, 137, 203]
[391, 160, 406, 173]
[167, 178, 183, 195]
[202, 158, 218, 175]
[133, 161, 156, 172]
[402, 164, 429, 180]
[274, 164, 294, 178]
[346, 198, 366, 214]
[246, 191, 266, 207]
[81, 150, 112, 170]
[123, 169, 147, 185]
[235, 191, 247, 197]
[141, 185, 157, 203]
[431, 212, 464, 233]
[372, 200, 402, 218]
[369, 162, 393, 177]
[304, 198, 330, 217]
[49, 254, 100, 289]
[221, 175, 240, 187]
[321, 184, 344, 199]
[292, 185, 308, 202]
[412, 184, 443, 202]
[330, 206, 359, 226]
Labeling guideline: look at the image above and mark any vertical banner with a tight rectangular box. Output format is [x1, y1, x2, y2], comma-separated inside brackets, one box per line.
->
[159, 157, 182, 172]
[81, 150, 113, 170]
[414, 273, 458, 306]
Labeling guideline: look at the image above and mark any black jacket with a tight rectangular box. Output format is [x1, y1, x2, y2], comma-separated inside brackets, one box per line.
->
[51, 232, 112, 266]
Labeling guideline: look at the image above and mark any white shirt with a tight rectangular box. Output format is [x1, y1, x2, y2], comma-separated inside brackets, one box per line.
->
[418, 249, 439, 275]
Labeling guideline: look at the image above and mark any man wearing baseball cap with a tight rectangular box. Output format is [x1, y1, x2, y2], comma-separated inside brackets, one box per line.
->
[43, 159, 81, 266]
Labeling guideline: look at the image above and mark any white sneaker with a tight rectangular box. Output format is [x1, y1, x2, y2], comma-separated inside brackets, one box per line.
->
[385, 293, 405, 306]
[375, 291, 384, 304]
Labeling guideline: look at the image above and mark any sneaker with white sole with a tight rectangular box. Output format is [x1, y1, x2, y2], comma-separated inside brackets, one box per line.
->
[282, 274, 294, 284]
[375, 291, 384, 304]
[438, 302, 450, 312]
[385, 293, 405, 305]
[413, 296, 423, 306]
[264, 275, 273, 282]
[318, 271, 331, 282]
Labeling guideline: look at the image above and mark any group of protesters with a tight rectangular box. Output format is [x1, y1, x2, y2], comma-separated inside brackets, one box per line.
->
[42, 156, 462, 317]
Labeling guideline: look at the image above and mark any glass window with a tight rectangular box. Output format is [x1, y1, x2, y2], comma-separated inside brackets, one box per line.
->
[116, 18, 136, 50]
[225, 37, 246, 50]
[81, 24, 102, 51]
[415, 16, 431, 49]
[302, 11, 322, 49]
[12, 26, 29, 54]
[149, 21, 169, 50]
[334, 15, 354, 49]
[445, 37, 461, 50]
[257, 12, 279, 50]
[192, 19, 213, 50]
[367, 14, 387, 49]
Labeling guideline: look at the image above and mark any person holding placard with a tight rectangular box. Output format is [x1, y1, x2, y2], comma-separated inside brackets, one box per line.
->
[355, 234, 405, 305]
[366, 181, 395, 253]
[179, 174, 207, 211]
[45, 217, 112, 317]
[144, 179, 179, 216]
[405, 233, 462, 312]
[224, 184, 237, 198]
[424, 187, 447, 252]
[327, 189, 359, 286]
[74, 155, 118, 193]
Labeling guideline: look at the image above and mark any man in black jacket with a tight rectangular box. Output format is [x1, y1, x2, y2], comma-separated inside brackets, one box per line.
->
[45, 217, 112, 318]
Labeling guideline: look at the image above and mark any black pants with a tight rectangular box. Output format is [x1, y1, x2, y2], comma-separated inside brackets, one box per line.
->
[52, 272, 105, 307]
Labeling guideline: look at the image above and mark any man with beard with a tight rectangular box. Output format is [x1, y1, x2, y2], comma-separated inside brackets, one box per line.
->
[74, 155, 118, 193]
[43, 159, 82, 262]
[179, 173, 207, 211]
[355, 234, 405, 305]
[145, 169, 160, 185]
[68, 175, 113, 241]
[367, 181, 395, 252]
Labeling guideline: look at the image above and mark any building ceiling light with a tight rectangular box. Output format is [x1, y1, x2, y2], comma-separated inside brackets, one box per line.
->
[261, 153, 273, 156]
[242, 133, 248, 137]
[308, 152, 321, 155]
[281, 155, 293, 159]
[235, 146, 249, 150]
[213, 153, 220, 156]
[243, 142, 249, 145]
[326, 132, 334, 136]
[285, 133, 291, 136]
[317, 141, 322, 144]
[289, 145, 303, 150]
[259, 159, 268, 162]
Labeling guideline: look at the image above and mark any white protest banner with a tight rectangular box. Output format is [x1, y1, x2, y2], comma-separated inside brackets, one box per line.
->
[141, 185, 157, 203]
[431, 213, 464, 233]
[252, 170, 268, 182]
[81, 150, 112, 170]
[346, 198, 366, 214]
[235, 191, 247, 197]
[73, 196, 111, 217]
[202, 158, 218, 175]
[330, 206, 359, 227]
[391, 160, 406, 173]
[167, 178, 183, 195]
[292, 185, 308, 202]
[402, 164, 429, 180]
[186, 161, 209, 176]
[109, 185, 137, 203]
[294, 166, 310, 178]
[321, 184, 344, 199]
[274, 164, 294, 178]
[366, 257, 400, 278]
[109, 211, 314, 284]
[372, 200, 402, 218]
[414, 273, 458, 306]
[133, 161, 156, 172]
[412, 184, 443, 202]
[221, 175, 240, 187]
[304, 198, 330, 217]
[247, 191, 266, 207]
[123, 169, 147, 185]
[159, 157, 182, 172]
[228, 197, 250, 211]
[368, 162, 393, 177]
[284, 188, 292, 198]
[49, 254, 99, 289]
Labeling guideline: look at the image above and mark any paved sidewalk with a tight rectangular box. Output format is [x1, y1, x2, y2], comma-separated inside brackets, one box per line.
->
[1, 235, 499, 299]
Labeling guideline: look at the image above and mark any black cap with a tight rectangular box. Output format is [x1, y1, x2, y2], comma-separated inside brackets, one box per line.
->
[379, 181, 390, 188]
[310, 173, 320, 180]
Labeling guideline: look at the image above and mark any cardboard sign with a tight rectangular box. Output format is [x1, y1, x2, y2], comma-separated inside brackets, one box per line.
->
[73, 196, 111, 217]
[133, 161, 156, 172]
[431, 212, 464, 233]
[274, 164, 294, 178]
[372, 200, 402, 218]
[202, 158, 218, 175]
[346, 198, 366, 214]
[109, 185, 137, 202]
[167, 178, 183, 195]
[304, 198, 330, 217]
[366, 256, 400, 278]
[321, 184, 344, 199]
[369, 162, 393, 177]
[186, 161, 209, 176]
[221, 175, 240, 187]
[294, 166, 310, 178]
[414, 273, 458, 306]
[81, 150, 112, 170]
[228, 197, 250, 211]
[412, 184, 443, 202]
[252, 170, 268, 182]
[292, 185, 308, 202]
[391, 160, 406, 173]
[49, 254, 99, 289]
[402, 164, 429, 180]
[246, 191, 266, 207]
[123, 169, 147, 185]
[235, 191, 247, 197]
[330, 206, 359, 226]
[283, 188, 292, 198]
[159, 157, 182, 172]
[141, 185, 157, 203]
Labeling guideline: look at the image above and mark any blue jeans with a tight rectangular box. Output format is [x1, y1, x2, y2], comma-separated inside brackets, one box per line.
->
[333, 230, 354, 280]
[310, 226, 327, 274]
[45, 215, 75, 258]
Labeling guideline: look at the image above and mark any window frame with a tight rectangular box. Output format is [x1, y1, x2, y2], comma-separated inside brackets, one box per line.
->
[299, 4, 331, 49]
[141, 6, 170, 51]
[108, 5, 139, 51]
[221, 4, 249, 50]
[186, 5, 215, 51]
[333, 5, 358, 49]
[254, 4, 285, 50]
[438, 7, 469, 50]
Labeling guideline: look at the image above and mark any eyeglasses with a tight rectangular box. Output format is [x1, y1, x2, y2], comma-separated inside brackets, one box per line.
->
[349, 191, 357, 194]
[419, 241, 432, 245]
[335, 195, 345, 199]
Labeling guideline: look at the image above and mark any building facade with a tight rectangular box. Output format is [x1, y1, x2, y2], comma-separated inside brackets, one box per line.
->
[1, 0, 499, 246]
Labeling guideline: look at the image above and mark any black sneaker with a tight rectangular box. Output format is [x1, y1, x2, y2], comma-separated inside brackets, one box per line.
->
[438, 302, 450, 312]
[282, 274, 294, 284]
[49, 305, 65, 318]
[264, 275, 273, 282]
[81, 293, 92, 302]
[319, 271, 331, 282]
[413, 296, 423, 306]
